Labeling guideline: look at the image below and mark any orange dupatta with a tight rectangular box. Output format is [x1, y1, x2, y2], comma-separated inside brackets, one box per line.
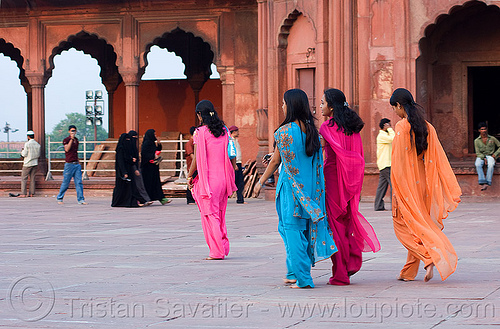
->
[391, 119, 461, 281]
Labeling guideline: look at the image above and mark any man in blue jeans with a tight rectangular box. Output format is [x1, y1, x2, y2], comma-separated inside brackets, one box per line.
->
[57, 125, 87, 204]
[474, 122, 500, 191]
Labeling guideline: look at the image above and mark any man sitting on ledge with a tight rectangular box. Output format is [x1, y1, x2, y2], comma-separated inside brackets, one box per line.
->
[474, 122, 500, 191]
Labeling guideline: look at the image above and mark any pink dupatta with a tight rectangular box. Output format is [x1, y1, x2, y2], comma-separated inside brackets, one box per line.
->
[320, 122, 381, 252]
[192, 126, 237, 215]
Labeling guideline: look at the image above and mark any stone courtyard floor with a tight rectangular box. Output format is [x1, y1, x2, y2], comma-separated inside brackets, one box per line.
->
[0, 194, 498, 328]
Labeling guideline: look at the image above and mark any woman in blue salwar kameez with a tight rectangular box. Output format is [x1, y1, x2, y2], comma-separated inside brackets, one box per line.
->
[255, 89, 337, 288]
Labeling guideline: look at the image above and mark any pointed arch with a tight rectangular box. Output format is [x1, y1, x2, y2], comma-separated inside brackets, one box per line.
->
[0, 38, 27, 88]
[47, 31, 121, 87]
[143, 27, 215, 84]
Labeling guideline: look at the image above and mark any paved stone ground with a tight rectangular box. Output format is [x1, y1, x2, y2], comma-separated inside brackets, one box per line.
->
[0, 195, 498, 328]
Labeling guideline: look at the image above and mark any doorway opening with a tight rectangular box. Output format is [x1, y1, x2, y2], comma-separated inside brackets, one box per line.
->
[468, 66, 500, 151]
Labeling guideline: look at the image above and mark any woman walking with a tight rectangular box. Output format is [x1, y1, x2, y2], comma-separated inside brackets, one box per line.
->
[112, 133, 141, 207]
[390, 88, 461, 282]
[187, 100, 237, 260]
[255, 89, 337, 288]
[140, 129, 171, 205]
[126, 130, 152, 205]
[319, 88, 380, 285]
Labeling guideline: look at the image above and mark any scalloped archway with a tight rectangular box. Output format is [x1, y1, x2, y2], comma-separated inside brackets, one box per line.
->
[144, 28, 215, 105]
[48, 31, 121, 89]
[416, 1, 500, 157]
[0, 38, 31, 129]
[48, 31, 121, 136]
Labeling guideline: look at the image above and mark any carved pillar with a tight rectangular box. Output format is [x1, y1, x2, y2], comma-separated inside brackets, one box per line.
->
[107, 90, 115, 137]
[121, 72, 140, 133]
[103, 76, 122, 138]
[257, 0, 270, 174]
[22, 81, 33, 131]
[256, 108, 269, 173]
[219, 66, 235, 125]
[25, 73, 47, 174]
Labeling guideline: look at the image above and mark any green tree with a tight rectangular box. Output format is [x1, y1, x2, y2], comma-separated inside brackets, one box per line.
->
[48, 112, 108, 157]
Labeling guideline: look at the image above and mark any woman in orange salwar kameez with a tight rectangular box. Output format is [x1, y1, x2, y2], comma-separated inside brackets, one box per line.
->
[390, 88, 461, 282]
[187, 100, 237, 260]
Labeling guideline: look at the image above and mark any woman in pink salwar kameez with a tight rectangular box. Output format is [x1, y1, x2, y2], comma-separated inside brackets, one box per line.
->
[187, 100, 237, 260]
[319, 88, 381, 285]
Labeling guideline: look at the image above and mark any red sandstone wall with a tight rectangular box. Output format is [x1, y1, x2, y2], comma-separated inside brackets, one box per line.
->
[112, 79, 222, 137]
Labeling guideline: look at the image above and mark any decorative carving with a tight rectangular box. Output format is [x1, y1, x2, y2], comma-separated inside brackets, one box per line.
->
[255, 108, 269, 174]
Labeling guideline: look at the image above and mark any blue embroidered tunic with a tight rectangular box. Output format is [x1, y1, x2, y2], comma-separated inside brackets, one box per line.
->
[275, 122, 337, 264]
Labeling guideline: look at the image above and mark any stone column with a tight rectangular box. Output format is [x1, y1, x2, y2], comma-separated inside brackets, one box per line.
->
[121, 72, 140, 134]
[103, 76, 122, 138]
[257, 0, 269, 173]
[255, 108, 269, 172]
[107, 90, 115, 137]
[219, 66, 235, 125]
[25, 73, 47, 174]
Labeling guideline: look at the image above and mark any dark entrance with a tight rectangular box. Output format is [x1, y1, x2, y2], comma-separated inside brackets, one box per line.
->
[468, 66, 500, 151]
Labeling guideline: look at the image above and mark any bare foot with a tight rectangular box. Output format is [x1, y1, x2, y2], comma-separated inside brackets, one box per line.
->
[290, 284, 312, 289]
[481, 185, 488, 191]
[57, 201, 64, 205]
[205, 257, 224, 260]
[424, 264, 434, 282]
[283, 278, 297, 284]
[397, 275, 410, 282]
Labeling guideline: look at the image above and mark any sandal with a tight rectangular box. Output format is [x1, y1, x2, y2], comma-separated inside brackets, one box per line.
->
[160, 198, 172, 205]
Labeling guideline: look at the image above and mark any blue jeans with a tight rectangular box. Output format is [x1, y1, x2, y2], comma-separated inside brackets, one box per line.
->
[475, 156, 495, 185]
[57, 163, 85, 202]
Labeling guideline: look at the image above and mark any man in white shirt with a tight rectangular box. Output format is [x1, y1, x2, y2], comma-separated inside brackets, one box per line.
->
[229, 126, 246, 204]
[374, 119, 395, 211]
[19, 130, 41, 197]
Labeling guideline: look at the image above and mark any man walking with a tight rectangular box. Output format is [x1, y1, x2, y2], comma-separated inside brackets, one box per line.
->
[56, 125, 87, 204]
[374, 118, 395, 211]
[19, 130, 40, 197]
[229, 125, 246, 204]
[475, 122, 500, 191]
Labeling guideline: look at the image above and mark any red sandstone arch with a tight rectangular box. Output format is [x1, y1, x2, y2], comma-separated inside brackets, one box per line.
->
[47, 31, 121, 88]
[143, 28, 216, 105]
[0, 38, 28, 89]
[417, 0, 496, 43]
[278, 9, 317, 48]
[143, 28, 214, 81]
[416, 0, 500, 158]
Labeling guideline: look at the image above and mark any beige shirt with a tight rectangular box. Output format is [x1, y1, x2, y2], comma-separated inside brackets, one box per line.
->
[21, 139, 41, 167]
[234, 138, 242, 164]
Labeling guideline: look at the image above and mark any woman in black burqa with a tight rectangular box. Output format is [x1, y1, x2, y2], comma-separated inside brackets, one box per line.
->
[140, 129, 171, 205]
[127, 130, 152, 205]
[112, 133, 140, 207]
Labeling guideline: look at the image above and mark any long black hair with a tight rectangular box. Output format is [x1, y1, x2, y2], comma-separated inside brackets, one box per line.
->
[278, 88, 320, 157]
[195, 100, 225, 138]
[389, 88, 428, 155]
[324, 88, 364, 135]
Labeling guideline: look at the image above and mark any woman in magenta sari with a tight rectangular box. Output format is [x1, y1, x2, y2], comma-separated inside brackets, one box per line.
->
[319, 88, 381, 285]
[187, 100, 237, 260]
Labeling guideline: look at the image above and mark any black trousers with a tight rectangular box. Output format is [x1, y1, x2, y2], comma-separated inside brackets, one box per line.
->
[186, 188, 195, 204]
[235, 163, 245, 203]
[374, 167, 391, 211]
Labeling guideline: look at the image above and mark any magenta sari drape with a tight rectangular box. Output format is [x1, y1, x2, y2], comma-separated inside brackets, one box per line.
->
[320, 121, 380, 285]
[192, 126, 237, 259]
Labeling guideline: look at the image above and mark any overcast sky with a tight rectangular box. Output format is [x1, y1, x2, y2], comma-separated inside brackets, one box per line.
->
[0, 46, 219, 141]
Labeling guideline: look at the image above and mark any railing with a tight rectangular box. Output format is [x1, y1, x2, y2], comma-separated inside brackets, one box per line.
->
[0, 143, 24, 173]
[45, 135, 189, 180]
